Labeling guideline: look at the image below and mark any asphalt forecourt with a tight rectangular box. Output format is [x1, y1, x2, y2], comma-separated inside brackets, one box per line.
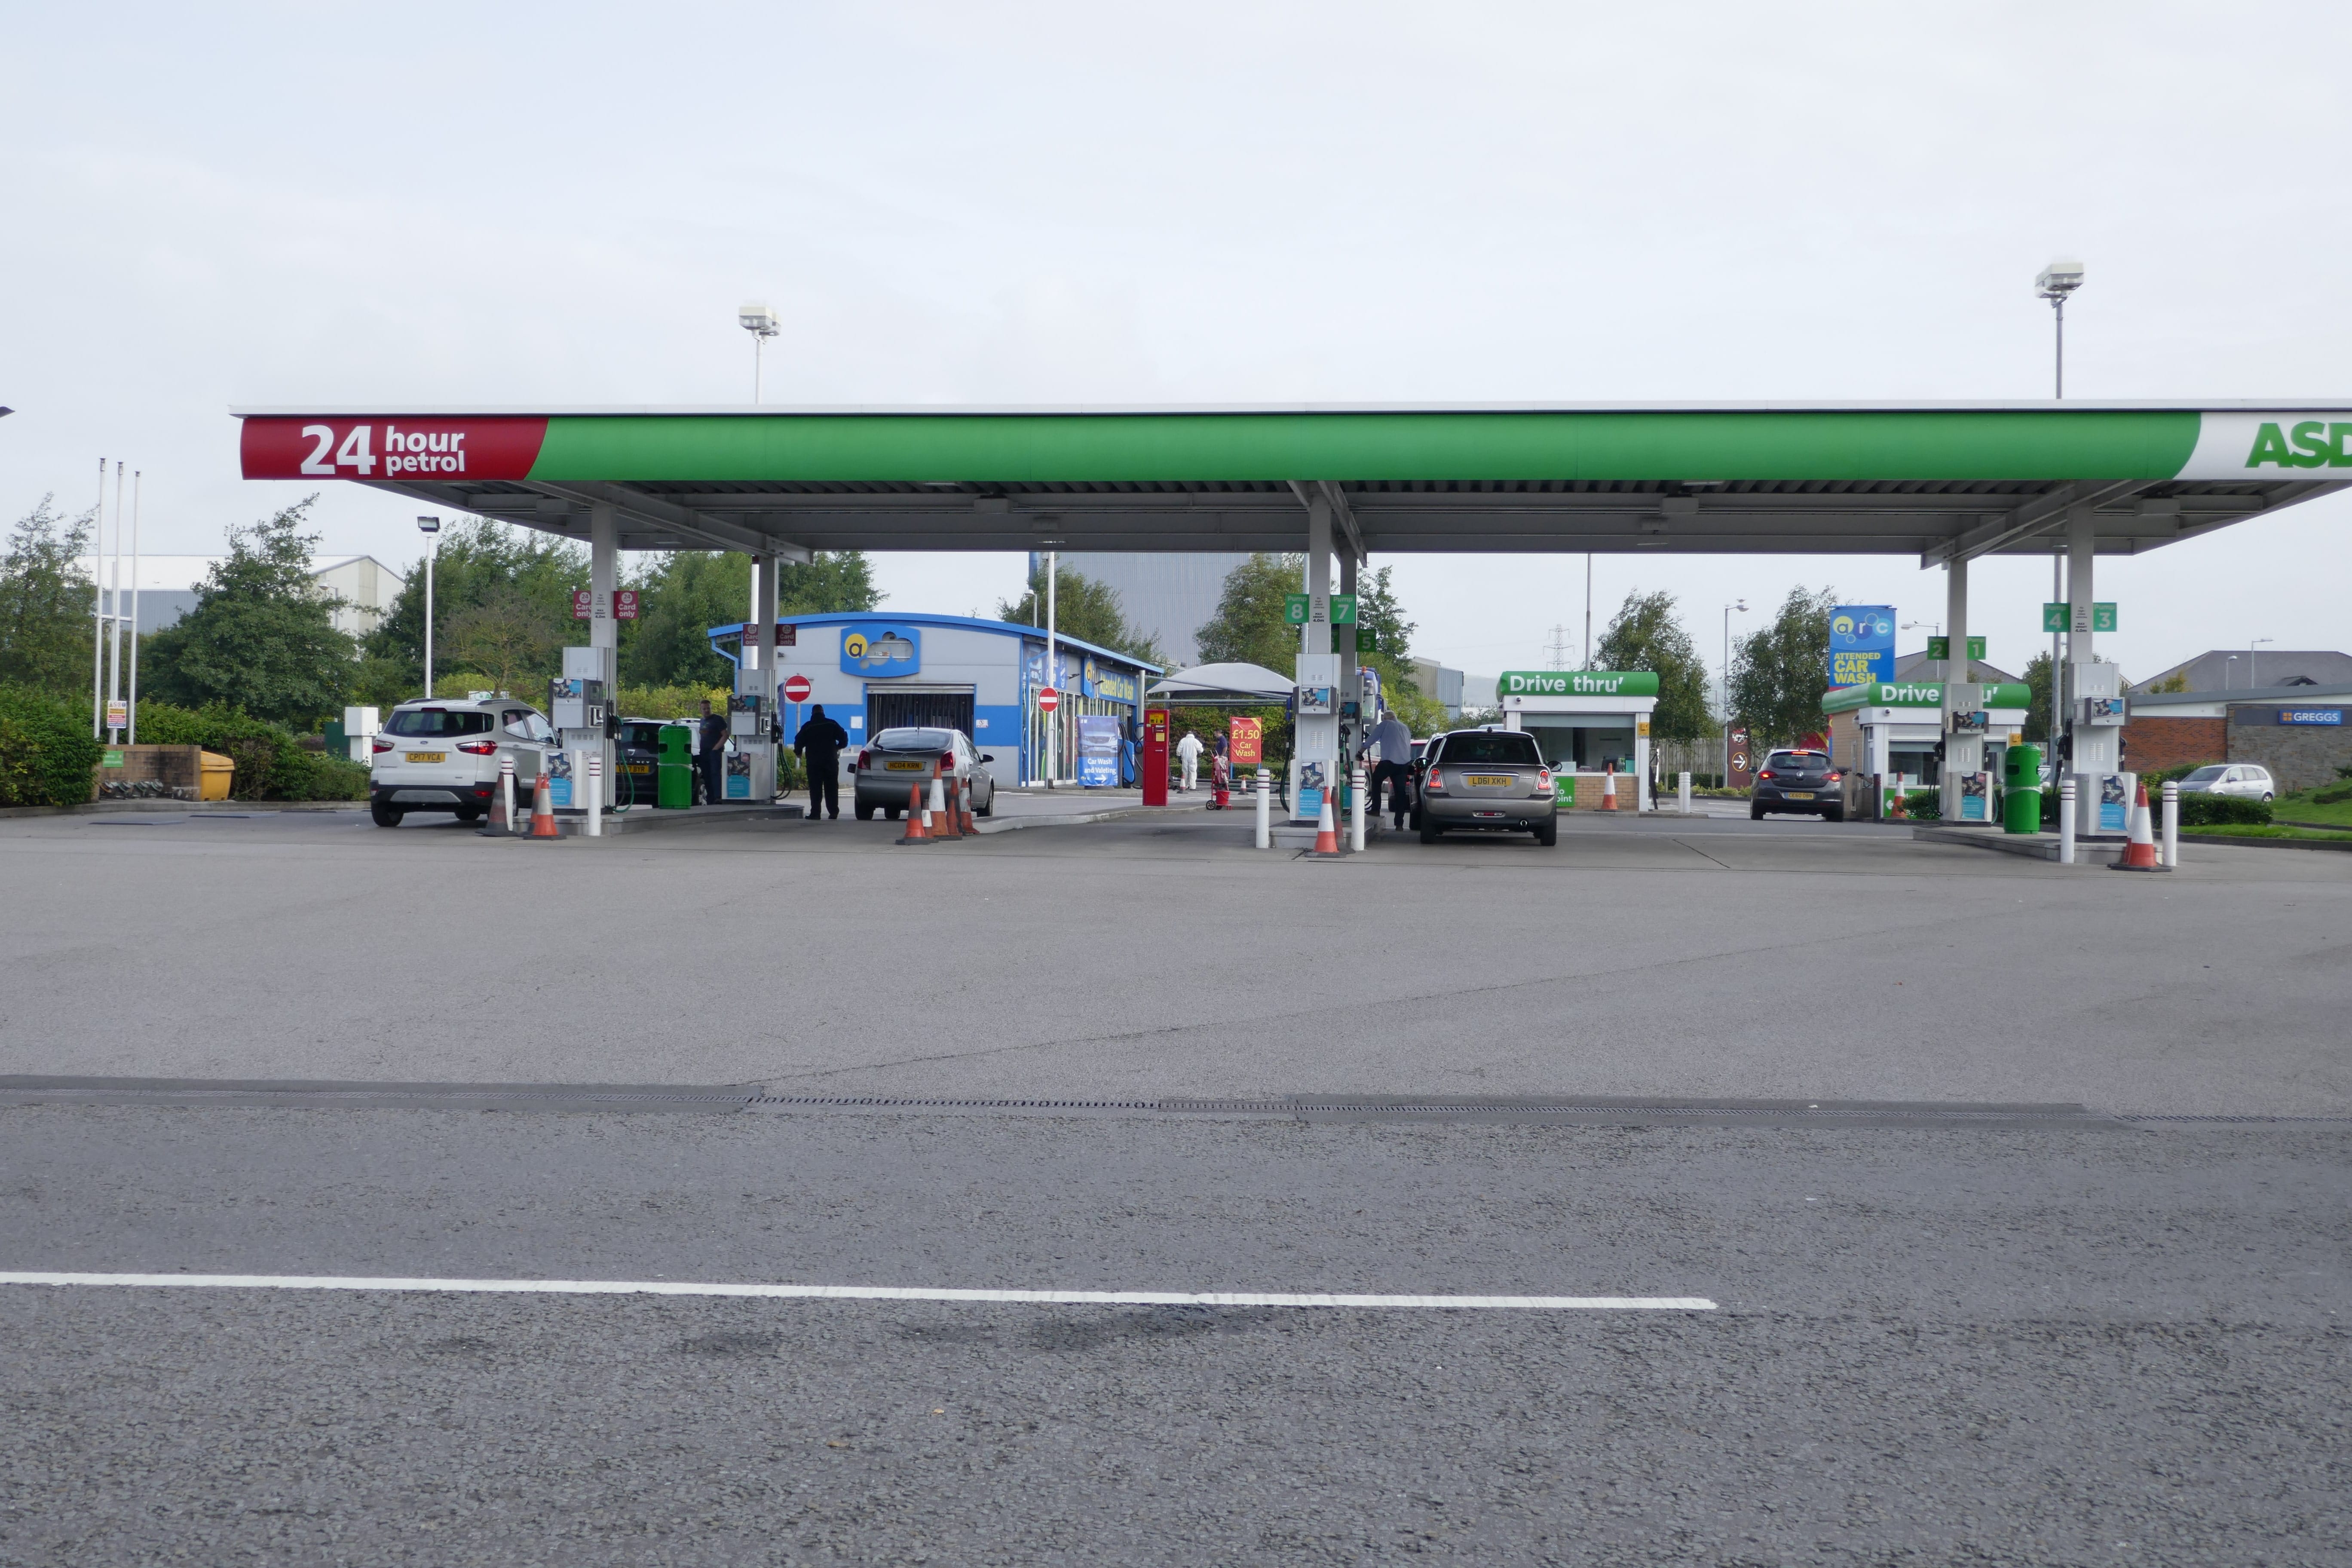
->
[3, 1103, 2346, 1564]
[4, 806, 2348, 1114]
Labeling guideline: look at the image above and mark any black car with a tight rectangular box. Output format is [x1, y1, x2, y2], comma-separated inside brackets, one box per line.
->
[1750, 748, 1845, 821]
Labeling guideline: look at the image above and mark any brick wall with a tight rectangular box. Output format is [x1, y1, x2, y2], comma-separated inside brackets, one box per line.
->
[2123, 716, 2224, 777]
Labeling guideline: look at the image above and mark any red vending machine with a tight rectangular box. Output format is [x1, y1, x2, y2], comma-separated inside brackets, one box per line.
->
[1142, 706, 1170, 807]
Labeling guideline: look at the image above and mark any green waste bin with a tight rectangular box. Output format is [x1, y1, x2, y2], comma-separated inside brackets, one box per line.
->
[2001, 742, 2041, 835]
[656, 723, 695, 808]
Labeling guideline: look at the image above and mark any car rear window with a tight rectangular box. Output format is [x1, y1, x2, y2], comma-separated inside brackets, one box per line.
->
[1434, 732, 1541, 766]
[874, 728, 956, 752]
[1767, 752, 1827, 769]
[385, 708, 493, 737]
[623, 723, 666, 747]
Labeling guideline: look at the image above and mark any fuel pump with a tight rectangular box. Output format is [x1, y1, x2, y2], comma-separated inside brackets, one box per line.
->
[726, 692, 773, 802]
[1291, 652, 1340, 822]
[551, 646, 615, 811]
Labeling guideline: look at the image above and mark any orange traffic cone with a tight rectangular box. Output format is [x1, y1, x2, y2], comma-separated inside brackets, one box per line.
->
[1310, 792, 1341, 855]
[527, 760, 561, 839]
[896, 782, 932, 845]
[933, 778, 963, 841]
[2111, 779, 2166, 872]
[960, 780, 978, 835]
[1602, 765, 1618, 811]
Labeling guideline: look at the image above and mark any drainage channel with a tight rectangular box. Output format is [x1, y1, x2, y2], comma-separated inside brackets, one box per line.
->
[0, 1077, 2190, 1127]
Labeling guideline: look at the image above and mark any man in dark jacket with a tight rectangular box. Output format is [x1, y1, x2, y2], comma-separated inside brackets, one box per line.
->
[696, 699, 729, 805]
[794, 703, 850, 820]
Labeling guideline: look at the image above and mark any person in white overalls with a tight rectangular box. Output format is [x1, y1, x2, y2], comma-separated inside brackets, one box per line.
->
[1175, 730, 1204, 793]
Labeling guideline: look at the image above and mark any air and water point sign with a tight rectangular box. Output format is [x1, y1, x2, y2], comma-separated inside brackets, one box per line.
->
[1828, 606, 1895, 687]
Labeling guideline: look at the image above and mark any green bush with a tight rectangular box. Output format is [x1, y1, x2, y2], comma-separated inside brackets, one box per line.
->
[2312, 783, 2352, 805]
[1903, 787, 1941, 819]
[132, 699, 368, 801]
[2177, 793, 2271, 827]
[0, 686, 102, 806]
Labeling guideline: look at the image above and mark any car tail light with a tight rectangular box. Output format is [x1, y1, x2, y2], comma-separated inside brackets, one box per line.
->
[1758, 769, 1776, 780]
[371, 737, 394, 753]
[855, 749, 870, 770]
[1535, 769, 1551, 793]
[939, 751, 956, 773]
[456, 740, 496, 756]
[1825, 769, 1843, 782]
[1423, 769, 1444, 794]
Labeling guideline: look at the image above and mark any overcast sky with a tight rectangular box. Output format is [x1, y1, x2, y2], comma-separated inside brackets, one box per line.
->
[5, 2, 2347, 684]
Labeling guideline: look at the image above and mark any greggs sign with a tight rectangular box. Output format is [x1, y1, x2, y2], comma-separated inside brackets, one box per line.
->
[240, 417, 548, 481]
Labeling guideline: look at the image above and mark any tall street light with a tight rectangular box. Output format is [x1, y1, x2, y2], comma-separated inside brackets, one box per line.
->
[1722, 599, 1749, 783]
[738, 302, 781, 403]
[416, 516, 441, 700]
[2036, 259, 2084, 398]
[2250, 637, 2274, 691]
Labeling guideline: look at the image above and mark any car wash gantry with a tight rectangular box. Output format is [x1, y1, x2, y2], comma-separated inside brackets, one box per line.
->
[239, 402, 2349, 839]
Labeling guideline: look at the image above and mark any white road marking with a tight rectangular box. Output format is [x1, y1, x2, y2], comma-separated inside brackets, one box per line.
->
[0, 1272, 1715, 1311]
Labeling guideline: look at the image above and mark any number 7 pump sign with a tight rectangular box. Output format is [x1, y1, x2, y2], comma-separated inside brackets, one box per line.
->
[240, 417, 550, 481]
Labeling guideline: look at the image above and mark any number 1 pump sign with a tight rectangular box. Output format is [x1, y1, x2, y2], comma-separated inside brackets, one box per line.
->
[1828, 606, 1895, 689]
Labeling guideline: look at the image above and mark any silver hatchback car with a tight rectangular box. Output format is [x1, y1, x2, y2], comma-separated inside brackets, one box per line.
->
[1415, 728, 1556, 846]
[852, 726, 997, 820]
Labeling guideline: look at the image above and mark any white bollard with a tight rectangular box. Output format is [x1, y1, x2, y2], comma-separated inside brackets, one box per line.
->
[498, 753, 515, 834]
[585, 749, 602, 838]
[1678, 770, 1691, 817]
[1350, 764, 1366, 852]
[1255, 766, 1271, 849]
[2162, 779, 2180, 868]
[2058, 776, 2076, 865]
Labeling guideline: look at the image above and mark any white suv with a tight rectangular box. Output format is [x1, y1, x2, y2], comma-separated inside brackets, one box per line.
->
[370, 696, 557, 827]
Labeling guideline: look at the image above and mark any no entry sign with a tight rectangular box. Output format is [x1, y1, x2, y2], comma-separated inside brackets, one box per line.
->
[782, 674, 812, 702]
[1038, 687, 1061, 713]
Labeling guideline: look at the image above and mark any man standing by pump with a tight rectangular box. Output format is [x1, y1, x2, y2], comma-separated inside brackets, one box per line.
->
[794, 703, 849, 821]
[696, 698, 728, 807]
[1369, 707, 1415, 830]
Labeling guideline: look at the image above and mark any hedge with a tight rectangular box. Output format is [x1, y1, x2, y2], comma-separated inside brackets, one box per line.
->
[131, 700, 368, 800]
[2176, 793, 2271, 827]
[0, 687, 104, 806]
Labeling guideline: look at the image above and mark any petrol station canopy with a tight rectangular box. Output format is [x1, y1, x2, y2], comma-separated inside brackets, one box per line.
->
[235, 402, 2352, 567]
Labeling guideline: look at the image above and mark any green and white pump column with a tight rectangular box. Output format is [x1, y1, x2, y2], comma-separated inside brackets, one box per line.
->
[2062, 505, 2130, 835]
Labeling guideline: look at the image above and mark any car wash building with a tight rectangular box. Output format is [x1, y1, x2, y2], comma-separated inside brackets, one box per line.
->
[707, 611, 1159, 786]
[1497, 670, 1661, 810]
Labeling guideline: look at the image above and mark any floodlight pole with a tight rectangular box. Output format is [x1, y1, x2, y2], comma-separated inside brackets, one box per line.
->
[417, 516, 441, 700]
[2036, 260, 2083, 400]
[126, 471, 141, 744]
[90, 456, 107, 738]
[106, 462, 124, 743]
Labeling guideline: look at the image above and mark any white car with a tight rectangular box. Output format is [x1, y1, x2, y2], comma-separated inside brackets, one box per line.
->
[370, 696, 557, 827]
[2176, 763, 2274, 802]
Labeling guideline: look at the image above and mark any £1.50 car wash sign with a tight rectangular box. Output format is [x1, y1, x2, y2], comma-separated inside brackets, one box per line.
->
[242, 417, 550, 480]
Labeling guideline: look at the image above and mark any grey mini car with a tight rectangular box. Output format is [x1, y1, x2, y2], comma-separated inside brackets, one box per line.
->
[852, 726, 997, 820]
[1414, 728, 1556, 846]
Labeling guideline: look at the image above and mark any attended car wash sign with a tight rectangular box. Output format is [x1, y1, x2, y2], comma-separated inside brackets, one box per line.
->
[1828, 606, 1895, 688]
[1076, 714, 1121, 787]
[840, 625, 920, 677]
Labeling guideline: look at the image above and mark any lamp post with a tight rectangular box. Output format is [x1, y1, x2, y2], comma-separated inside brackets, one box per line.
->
[738, 302, 780, 403]
[1721, 599, 1748, 784]
[416, 516, 441, 700]
[2036, 259, 2084, 398]
[2249, 637, 2273, 691]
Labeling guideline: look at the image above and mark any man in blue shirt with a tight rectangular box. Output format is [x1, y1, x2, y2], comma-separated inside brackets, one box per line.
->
[1369, 710, 1415, 829]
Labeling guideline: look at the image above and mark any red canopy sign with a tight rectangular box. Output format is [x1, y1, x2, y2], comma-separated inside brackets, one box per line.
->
[240, 416, 548, 481]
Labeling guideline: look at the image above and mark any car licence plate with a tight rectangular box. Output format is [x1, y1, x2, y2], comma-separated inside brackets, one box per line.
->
[1464, 774, 1513, 787]
[626, 763, 652, 774]
[885, 760, 925, 771]
[1785, 790, 1815, 800]
[407, 752, 446, 763]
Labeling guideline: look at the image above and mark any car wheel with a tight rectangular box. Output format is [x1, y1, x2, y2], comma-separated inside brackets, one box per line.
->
[884, 803, 901, 821]
[1418, 815, 1442, 844]
[1533, 817, 1557, 847]
[976, 787, 993, 818]
[1749, 804, 1766, 821]
[855, 802, 875, 821]
[370, 800, 404, 828]
[1825, 807, 1844, 823]
[2263, 792, 2274, 802]
[453, 805, 483, 823]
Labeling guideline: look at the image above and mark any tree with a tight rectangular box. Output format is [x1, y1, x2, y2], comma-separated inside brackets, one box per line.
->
[622, 549, 882, 689]
[363, 517, 583, 684]
[1595, 588, 1713, 743]
[2021, 651, 2055, 743]
[0, 497, 95, 699]
[1194, 554, 1303, 673]
[444, 587, 562, 696]
[142, 499, 356, 727]
[1728, 585, 1838, 747]
[997, 563, 1163, 664]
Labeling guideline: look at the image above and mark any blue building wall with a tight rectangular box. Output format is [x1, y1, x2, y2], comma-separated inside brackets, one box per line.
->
[709, 612, 1161, 782]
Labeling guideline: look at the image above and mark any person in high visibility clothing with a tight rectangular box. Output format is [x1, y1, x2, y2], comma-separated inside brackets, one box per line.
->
[1175, 729, 1204, 793]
